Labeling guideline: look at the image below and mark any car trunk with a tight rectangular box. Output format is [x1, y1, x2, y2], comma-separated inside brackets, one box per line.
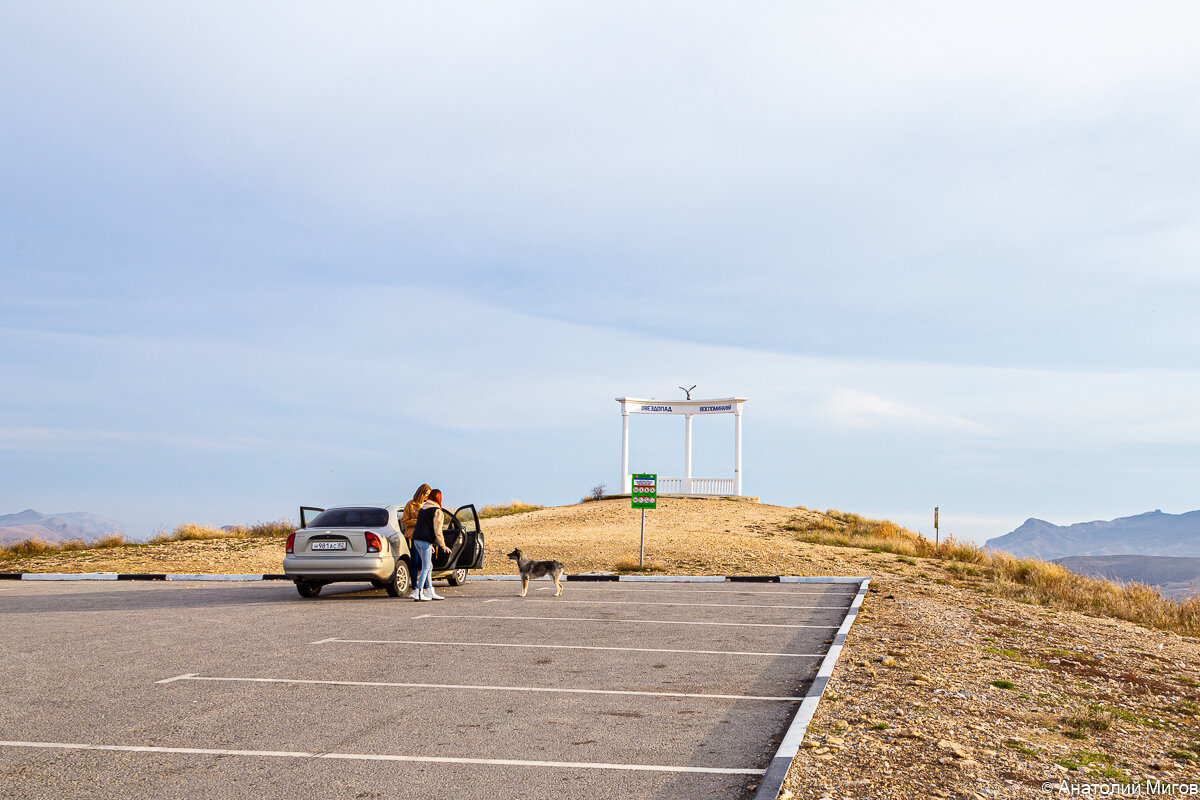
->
[295, 530, 370, 556]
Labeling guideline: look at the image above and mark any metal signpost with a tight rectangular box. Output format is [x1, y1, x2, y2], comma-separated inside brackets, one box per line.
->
[632, 473, 657, 568]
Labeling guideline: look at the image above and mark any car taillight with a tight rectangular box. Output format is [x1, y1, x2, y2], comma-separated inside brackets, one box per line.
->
[286, 532, 295, 554]
[365, 532, 381, 553]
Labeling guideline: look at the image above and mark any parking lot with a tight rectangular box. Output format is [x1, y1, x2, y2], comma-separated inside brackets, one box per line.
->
[0, 577, 863, 799]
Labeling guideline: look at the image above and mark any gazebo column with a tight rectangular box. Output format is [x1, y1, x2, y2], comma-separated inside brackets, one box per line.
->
[734, 405, 743, 496]
[621, 407, 630, 493]
[684, 414, 693, 494]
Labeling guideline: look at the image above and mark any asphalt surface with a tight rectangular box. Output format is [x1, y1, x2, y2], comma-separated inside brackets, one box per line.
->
[0, 578, 857, 800]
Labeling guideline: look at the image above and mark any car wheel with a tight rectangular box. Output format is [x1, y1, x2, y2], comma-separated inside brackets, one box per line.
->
[447, 568, 469, 586]
[296, 580, 322, 599]
[385, 559, 412, 598]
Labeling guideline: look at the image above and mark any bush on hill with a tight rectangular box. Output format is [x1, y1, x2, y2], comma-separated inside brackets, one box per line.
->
[0, 519, 293, 558]
[788, 508, 1200, 637]
[479, 500, 544, 519]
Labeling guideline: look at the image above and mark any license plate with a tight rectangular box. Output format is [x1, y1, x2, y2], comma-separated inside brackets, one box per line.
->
[311, 541, 347, 551]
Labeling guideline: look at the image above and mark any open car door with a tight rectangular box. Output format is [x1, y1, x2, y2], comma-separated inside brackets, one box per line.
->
[299, 507, 325, 529]
[429, 505, 484, 572]
[430, 509, 467, 571]
[454, 504, 484, 570]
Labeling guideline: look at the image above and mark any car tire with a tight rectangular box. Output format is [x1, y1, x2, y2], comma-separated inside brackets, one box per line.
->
[296, 580, 322, 599]
[385, 559, 412, 598]
[447, 568, 469, 586]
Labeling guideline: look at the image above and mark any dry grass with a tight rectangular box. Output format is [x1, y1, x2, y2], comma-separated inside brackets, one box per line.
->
[1, 519, 293, 561]
[149, 523, 237, 543]
[0, 539, 61, 558]
[150, 519, 294, 544]
[786, 509, 1200, 637]
[0, 534, 130, 558]
[478, 500, 544, 520]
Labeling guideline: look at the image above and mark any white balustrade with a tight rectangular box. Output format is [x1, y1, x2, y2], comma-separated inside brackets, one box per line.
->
[659, 477, 736, 496]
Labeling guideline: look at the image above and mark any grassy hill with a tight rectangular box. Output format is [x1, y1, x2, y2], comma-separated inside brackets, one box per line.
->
[3, 498, 1198, 795]
[1058, 555, 1200, 601]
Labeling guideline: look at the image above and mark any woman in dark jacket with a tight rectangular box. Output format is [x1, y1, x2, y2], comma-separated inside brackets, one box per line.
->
[411, 488, 451, 601]
[401, 484, 431, 599]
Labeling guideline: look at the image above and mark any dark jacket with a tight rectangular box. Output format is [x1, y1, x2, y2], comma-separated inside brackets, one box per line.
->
[413, 501, 447, 548]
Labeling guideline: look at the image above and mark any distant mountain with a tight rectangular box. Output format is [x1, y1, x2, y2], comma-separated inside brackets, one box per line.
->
[1055, 555, 1200, 600]
[0, 509, 125, 545]
[986, 510, 1200, 560]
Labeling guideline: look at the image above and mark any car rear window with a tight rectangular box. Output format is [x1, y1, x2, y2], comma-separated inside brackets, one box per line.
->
[308, 507, 390, 528]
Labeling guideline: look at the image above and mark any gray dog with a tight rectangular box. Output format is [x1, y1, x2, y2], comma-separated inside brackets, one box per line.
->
[507, 548, 565, 597]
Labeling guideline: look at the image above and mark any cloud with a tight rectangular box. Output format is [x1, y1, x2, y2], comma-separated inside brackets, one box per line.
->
[5, 2, 1200, 372]
[818, 389, 989, 434]
[3, 3, 1200, 536]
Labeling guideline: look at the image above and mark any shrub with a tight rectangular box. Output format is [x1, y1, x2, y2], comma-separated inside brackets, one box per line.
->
[245, 519, 293, 538]
[1061, 706, 1114, 739]
[0, 538, 59, 558]
[479, 500, 544, 519]
[1, 534, 128, 558]
[792, 508, 1200, 637]
[149, 518, 294, 544]
[166, 524, 230, 542]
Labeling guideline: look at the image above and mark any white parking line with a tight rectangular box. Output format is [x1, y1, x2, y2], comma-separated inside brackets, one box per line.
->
[313, 638, 825, 658]
[548, 587, 850, 597]
[155, 674, 800, 702]
[0, 740, 763, 776]
[516, 599, 848, 610]
[414, 613, 838, 630]
[154, 673, 197, 684]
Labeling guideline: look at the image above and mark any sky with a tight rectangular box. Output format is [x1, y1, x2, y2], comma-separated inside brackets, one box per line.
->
[3, 2, 1199, 543]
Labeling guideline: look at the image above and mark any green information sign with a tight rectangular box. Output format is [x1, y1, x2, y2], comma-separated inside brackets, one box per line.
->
[631, 473, 657, 509]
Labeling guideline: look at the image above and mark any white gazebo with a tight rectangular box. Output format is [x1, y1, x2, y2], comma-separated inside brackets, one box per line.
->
[616, 396, 748, 496]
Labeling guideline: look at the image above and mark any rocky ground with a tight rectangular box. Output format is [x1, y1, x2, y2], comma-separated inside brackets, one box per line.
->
[4, 497, 1198, 796]
[782, 573, 1200, 799]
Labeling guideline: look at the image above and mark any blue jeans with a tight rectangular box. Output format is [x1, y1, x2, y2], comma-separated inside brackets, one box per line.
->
[409, 539, 421, 579]
[414, 540, 434, 593]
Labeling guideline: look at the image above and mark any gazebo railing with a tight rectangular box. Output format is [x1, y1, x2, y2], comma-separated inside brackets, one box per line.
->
[659, 477, 736, 496]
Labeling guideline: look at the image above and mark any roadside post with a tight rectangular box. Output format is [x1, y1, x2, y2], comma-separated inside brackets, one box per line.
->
[631, 473, 657, 568]
[934, 506, 939, 549]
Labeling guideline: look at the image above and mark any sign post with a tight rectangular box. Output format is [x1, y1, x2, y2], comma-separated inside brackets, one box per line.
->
[631, 473, 657, 568]
[934, 506, 940, 549]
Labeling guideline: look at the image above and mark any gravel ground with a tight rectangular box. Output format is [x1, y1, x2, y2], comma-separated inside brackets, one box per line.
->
[5, 497, 1199, 797]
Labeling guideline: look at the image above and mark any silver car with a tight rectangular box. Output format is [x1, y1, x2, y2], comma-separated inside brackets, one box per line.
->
[283, 504, 484, 599]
